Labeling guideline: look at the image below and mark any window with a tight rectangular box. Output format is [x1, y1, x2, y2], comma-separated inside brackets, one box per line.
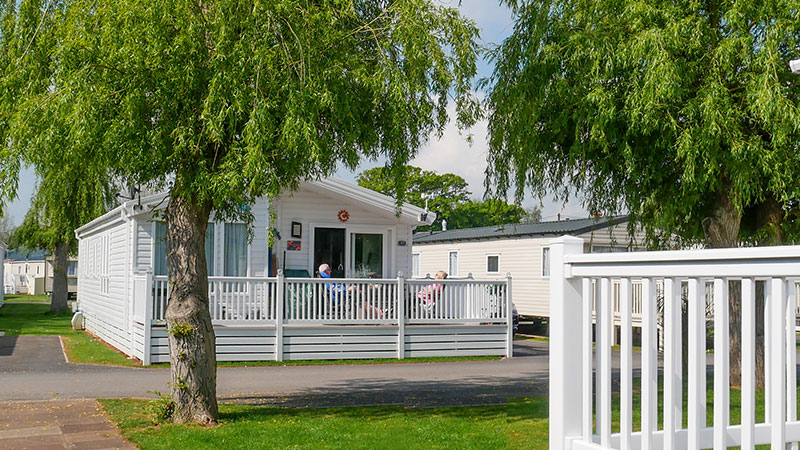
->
[351, 233, 383, 278]
[448, 251, 459, 277]
[412, 253, 421, 278]
[224, 223, 248, 276]
[541, 247, 550, 278]
[67, 261, 77, 276]
[486, 254, 499, 274]
[155, 222, 216, 276]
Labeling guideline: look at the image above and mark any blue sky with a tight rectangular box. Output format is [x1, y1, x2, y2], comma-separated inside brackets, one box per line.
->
[4, 1, 586, 225]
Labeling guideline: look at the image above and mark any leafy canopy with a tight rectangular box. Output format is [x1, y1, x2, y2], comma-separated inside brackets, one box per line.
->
[357, 165, 531, 230]
[485, 0, 800, 246]
[1, 0, 481, 221]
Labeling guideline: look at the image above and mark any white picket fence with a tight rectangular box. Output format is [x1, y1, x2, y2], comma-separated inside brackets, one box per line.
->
[549, 236, 800, 450]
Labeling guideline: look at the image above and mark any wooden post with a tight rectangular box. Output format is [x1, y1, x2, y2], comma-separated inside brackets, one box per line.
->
[397, 272, 405, 360]
[505, 272, 513, 358]
[548, 236, 584, 449]
[276, 270, 284, 362]
[142, 271, 153, 366]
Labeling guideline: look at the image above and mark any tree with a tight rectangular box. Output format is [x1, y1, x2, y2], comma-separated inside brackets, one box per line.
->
[10, 168, 112, 313]
[447, 199, 527, 229]
[485, 0, 800, 387]
[357, 166, 530, 230]
[358, 165, 470, 230]
[1, 0, 479, 423]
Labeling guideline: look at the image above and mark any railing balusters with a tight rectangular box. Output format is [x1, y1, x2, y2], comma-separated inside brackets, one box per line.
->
[619, 278, 632, 450]
[641, 278, 657, 450]
[581, 277, 593, 442]
[741, 278, 756, 450]
[663, 277, 681, 450]
[599, 278, 612, 447]
[687, 278, 705, 450]
[770, 277, 787, 447]
[713, 278, 730, 450]
[788, 279, 799, 450]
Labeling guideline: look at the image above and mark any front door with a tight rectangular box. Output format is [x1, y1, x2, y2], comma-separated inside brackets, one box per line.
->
[314, 227, 346, 278]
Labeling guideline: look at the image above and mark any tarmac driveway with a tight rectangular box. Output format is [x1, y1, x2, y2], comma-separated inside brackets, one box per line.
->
[0, 336, 550, 407]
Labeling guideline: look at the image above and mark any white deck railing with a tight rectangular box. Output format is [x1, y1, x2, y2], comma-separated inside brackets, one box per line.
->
[146, 272, 511, 327]
[549, 236, 800, 450]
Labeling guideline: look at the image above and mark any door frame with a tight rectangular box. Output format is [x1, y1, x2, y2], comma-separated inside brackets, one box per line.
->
[308, 222, 395, 278]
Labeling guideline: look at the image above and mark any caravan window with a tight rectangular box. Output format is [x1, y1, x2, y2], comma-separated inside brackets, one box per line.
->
[448, 251, 459, 277]
[155, 222, 216, 276]
[224, 223, 248, 276]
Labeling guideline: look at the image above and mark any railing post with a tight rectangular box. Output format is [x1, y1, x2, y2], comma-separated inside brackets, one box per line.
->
[549, 236, 585, 450]
[505, 272, 513, 358]
[275, 270, 284, 362]
[397, 272, 405, 359]
[143, 270, 153, 366]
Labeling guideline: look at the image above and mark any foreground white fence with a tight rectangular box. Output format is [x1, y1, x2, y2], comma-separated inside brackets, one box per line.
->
[132, 271, 513, 364]
[549, 236, 800, 449]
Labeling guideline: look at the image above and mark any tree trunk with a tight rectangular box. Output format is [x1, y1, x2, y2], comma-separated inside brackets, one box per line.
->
[50, 243, 69, 314]
[703, 190, 765, 388]
[164, 193, 218, 425]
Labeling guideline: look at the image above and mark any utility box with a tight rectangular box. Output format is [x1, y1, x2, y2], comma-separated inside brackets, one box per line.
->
[71, 312, 84, 330]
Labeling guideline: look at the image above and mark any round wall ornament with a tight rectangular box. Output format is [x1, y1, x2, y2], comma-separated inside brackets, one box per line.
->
[337, 209, 350, 222]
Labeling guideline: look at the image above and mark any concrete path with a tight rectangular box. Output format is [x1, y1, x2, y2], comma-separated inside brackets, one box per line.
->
[0, 399, 135, 450]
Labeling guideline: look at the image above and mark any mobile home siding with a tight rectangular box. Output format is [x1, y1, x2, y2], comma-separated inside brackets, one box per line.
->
[413, 220, 647, 318]
[274, 188, 412, 277]
[78, 218, 132, 356]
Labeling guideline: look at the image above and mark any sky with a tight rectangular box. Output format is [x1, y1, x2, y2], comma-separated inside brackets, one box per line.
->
[4, 1, 587, 226]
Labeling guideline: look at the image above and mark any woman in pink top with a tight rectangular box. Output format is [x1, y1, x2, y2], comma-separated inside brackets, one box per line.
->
[418, 270, 447, 311]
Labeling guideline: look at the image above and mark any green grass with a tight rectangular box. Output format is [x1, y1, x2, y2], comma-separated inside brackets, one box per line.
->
[101, 397, 549, 450]
[0, 303, 137, 366]
[3, 294, 52, 304]
[514, 334, 549, 342]
[102, 374, 794, 449]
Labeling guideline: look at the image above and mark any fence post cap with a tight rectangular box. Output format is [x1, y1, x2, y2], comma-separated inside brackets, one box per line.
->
[505, 272, 512, 279]
[277, 269, 284, 276]
[548, 235, 584, 246]
[397, 271, 404, 278]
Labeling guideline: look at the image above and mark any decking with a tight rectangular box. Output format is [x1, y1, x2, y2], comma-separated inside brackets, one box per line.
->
[131, 272, 514, 364]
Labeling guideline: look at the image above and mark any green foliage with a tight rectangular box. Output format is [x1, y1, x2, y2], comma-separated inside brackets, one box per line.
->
[1, 0, 480, 222]
[169, 323, 194, 340]
[485, 0, 800, 246]
[447, 199, 527, 229]
[147, 391, 176, 424]
[357, 166, 534, 230]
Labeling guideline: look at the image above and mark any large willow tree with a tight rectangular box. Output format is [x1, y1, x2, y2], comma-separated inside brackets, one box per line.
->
[1, 0, 479, 423]
[486, 0, 800, 386]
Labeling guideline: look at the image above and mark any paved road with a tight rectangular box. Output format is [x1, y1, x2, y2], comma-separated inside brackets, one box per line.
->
[0, 336, 551, 407]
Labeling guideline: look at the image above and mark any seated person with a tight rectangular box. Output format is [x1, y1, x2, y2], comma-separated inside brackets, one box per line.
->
[318, 263, 356, 302]
[418, 270, 447, 311]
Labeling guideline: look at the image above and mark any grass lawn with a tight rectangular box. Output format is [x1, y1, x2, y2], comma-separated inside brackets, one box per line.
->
[102, 375, 793, 449]
[3, 294, 52, 304]
[101, 397, 548, 450]
[0, 303, 137, 366]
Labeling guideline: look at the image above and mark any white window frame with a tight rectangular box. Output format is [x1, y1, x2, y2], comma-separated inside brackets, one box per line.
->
[448, 250, 459, 277]
[486, 253, 500, 275]
[153, 220, 224, 276]
[308, 223, 394, 279]
[541, 246, 550, 279]
[411, 252, 421, 278]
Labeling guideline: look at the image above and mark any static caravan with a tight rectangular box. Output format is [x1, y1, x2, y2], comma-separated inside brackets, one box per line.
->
[75, 178, 515, 364]
[412, 216, 646, 321]
[0, 240, 5, 306]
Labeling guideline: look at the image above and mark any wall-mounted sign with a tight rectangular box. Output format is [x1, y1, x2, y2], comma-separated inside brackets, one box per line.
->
[286, 241, 301, 251]
[291, 221, 302, 238]
[398, 240, 407, 246]
[338, 209, 350, 222]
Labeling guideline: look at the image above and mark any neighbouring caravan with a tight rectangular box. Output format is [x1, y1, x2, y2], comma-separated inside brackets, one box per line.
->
[0, 240, 5, 306]
[75, 178, 516, 364]
[412, 216, 647, 320]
